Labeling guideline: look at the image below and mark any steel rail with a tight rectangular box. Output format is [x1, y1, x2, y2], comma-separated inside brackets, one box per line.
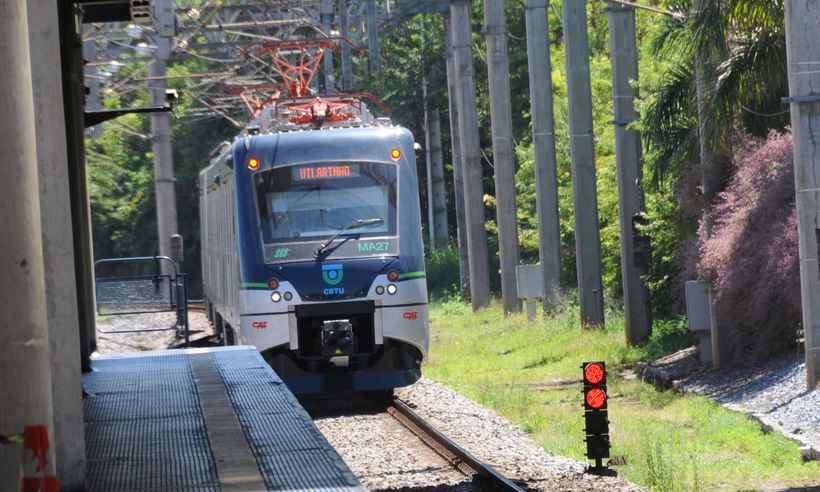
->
[387, 399, 525, 492]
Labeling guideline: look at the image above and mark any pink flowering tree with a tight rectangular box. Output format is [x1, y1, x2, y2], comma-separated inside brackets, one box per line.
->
[697, 131, 800, 363]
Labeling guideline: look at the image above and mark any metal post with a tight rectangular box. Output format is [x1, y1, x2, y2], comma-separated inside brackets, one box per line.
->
[525, 0, 561, 310]
[450, 0, 490, 309]
[0, 1, 56, 486]
[444, 14, 470, 294]
[785, 0, 820, 388]
[561, 0, 605, 326]
[430, 109, 449, 248]
[29, 0, 86, 486]
[340, 0, 353, 90]
[607, 2, 651, 344]
[484, 0, 520, 313]
[366, 0, 381, 73]
[151, 0, 178, 263]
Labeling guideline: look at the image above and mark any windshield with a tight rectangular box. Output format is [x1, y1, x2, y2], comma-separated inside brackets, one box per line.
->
[254, 162, 397, 246]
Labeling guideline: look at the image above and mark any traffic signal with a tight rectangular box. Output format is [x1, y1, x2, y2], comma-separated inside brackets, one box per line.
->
[582, 361, 614, 475]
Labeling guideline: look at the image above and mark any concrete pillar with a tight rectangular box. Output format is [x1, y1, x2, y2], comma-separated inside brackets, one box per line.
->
[444, 14, 469, 294]
[524, 0, 561, 309]
[450, 0, 490, 310]
[561, 0, 605, 326]
[367, 0, 381, 73]
[484, 0, 520, 313]
[150, 43, 178, 261]
[29, 0, 86, 488]
[430, 109, 449, 248]
[607, 2, 651, 344]
[785, 0, 820, 388]
[340, 0, 353, 91]
[0, 1, 57, 488]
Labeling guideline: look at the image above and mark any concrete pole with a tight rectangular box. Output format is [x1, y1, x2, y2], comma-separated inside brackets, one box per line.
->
[785, 0, 820, 389]
[423, 72, 436, 248]
[444, 14, 470, 294]
[430, 109, 449, 248]
[340, 0, 353, 90]
[450, 0, 490, 309]
[366, 0, 381, 73]
[608, 2, 651, 344]
[28, 0, 86, 487]
[525, 0, 561, 310]
[0, 1, 57, 487]
[321, 0, 336, 93]
[484, 0, 520, 313]
[561, 0, 605, 326]
[83, 33, 102, 139]
[151, 0, 178, 262]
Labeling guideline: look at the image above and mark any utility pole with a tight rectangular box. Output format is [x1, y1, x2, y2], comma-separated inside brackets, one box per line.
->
[321, 0, 336, 93]
[423, 68, 435, 248]
[366, 0, 381, 73]
[484, 0, 520, 313]
[83, 32, 102, 138]
[340, 0, 353, 90]
[785, 0, 820, 389]
[525, 0, 561, 310]
[0, 1, 56, 487]
[444, 14, 469, 294]
[429, 109, 449, 248]
[561, 0, 605, 326]
[151, 0, 178, 262]
[608, 1, 651, 344]
[450, 0, 490, 309]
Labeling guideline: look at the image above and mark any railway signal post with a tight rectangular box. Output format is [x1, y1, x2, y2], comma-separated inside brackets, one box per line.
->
[582, 362, 616, 476]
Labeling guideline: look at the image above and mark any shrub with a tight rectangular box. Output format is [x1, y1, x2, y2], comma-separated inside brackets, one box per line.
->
[697, 131, 800, 362]
[425, 245, 462, 300]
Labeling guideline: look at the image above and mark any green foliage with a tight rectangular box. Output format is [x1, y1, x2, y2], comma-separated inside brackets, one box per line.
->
[424, 245, 461, 300]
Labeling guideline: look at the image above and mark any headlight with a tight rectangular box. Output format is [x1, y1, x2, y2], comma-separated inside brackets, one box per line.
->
[375, 285, 385, 295]
[283, 291, 293, 301]
[386, 284, 398, 295]
[271, 291, 282, 302]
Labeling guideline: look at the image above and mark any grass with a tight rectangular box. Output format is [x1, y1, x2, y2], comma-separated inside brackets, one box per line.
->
[424, 300, 820, 491]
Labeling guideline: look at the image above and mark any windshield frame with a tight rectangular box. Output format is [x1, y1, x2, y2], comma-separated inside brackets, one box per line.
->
[251, 159, 400, 263]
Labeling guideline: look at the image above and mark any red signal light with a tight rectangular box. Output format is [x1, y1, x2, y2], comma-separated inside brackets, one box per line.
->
[387, 271, 399, 282]
[584, 362, 605, 385]
[585, 387, 607, 409]
[268, 278, 279, 290]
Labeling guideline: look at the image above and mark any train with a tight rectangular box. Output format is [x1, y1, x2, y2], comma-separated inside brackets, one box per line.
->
[199, 107, 429, 396]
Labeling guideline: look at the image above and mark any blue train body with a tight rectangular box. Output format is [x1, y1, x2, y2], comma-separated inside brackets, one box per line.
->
[200, 123, 429, 394]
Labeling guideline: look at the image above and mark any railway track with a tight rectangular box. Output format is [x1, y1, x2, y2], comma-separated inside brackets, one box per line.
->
[387, 398, 526, 492]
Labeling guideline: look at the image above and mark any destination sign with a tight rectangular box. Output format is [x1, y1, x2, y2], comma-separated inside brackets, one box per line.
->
[293, 164, 359, 181]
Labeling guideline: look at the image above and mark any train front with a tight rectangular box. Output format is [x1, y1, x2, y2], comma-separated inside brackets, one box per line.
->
[234, 125, 428, 395]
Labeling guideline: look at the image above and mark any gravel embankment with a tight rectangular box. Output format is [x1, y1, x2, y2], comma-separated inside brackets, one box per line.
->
[679, 353, 820, 453]
[397, 379, 641, 492]
[315, 379, 641, 491]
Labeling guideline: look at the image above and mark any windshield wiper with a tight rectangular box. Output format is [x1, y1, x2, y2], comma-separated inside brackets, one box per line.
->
[314, 218, 384, 260]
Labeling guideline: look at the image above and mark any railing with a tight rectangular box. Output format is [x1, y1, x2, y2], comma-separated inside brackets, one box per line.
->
[94, 256, 191, 347]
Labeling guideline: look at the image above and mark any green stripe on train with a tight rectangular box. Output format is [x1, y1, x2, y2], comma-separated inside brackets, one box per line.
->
[240, 282, 269, 290]
[398, 271, 426, 281]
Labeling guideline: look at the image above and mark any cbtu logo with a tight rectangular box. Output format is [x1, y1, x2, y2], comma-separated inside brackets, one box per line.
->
[321, 263, 344, 286]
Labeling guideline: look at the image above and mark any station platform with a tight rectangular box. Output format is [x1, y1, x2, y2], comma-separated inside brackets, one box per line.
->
[83, 346, 364, 491]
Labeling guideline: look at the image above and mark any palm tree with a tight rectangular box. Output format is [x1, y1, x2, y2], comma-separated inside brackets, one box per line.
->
[642, 0, 787, 190]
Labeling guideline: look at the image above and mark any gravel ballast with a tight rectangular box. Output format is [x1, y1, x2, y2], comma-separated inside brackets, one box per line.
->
[314, 378, 639, 491]
[679, 353, 820, 455]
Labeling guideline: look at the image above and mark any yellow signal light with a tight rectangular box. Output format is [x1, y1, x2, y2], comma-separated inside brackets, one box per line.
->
[389, 148, 401, 161]
[248, 157, 260, 171]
